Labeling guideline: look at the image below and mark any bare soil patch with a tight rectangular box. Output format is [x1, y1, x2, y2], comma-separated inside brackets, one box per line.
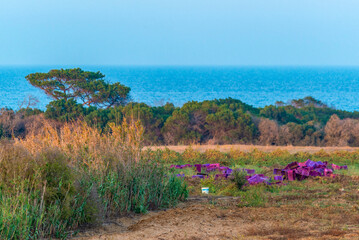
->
[74, 196, 359, 240]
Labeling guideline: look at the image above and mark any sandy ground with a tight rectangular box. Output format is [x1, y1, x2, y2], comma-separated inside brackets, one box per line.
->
[144, 144, 359, 154]
[75, 196, 359, 240]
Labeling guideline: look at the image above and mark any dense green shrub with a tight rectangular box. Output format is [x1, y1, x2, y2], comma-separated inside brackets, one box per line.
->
[97, 161, 187, 215]
[232, 169, 247, 190]
[44, 99, 89, 121]
[0, 142, 187, 239]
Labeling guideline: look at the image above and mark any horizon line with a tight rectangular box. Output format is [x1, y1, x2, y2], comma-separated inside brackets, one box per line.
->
[2, 64, 359, 68]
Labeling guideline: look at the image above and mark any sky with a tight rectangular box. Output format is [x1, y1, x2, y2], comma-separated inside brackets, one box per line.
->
[1, 0, 359, 66]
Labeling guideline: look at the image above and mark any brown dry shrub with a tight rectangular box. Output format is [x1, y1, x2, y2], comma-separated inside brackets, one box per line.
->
[324, 114, 359, 146]
[203, 149, 228, 164]
[269, 148, 290, 158]
[313, 149, 330, 158]
[228, 149, 247, 160]
[161, 147, 181, 162]
[0, 143, 36, 184]
[258, 118, 279, 145]
[182, 146, 202, 163]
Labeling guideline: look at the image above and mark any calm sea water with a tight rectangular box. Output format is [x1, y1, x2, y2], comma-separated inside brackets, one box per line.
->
[1, 66, 359, 111]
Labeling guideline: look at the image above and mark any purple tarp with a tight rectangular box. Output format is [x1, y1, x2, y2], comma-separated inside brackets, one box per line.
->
[275, 159, 347, 181]
[247, 174, 270, 185]
[174, 159, 348, 185]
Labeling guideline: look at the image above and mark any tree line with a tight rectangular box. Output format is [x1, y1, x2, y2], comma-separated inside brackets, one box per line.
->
[1, 68, 359, 147]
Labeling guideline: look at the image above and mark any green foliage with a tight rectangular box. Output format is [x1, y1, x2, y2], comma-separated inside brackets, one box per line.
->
[201, 176, 217, 194]
[0, 145, 187, 239]
[44, 99, 87, 121]
[123, 103, 167, 144]
[85, 108, 115, 130]
[6, 95, 359, 146]
[163, 110, 193, 144]
[199, 177, 242, 196]
[97, 161, 188, 215]
[260, 96, 359, 126]
[232, 169, 247, 190]
[152, 147, 359, 170]
[237, 186, 267, 207]
[17, 108, 44, 117]
[291, 96, 328, 108]
[260, 105, 300, 124]
[26, 68, 131, 108]
[0, 189, 43, 240]
[161, 99, 258, 144]
[38, 150, 75, 209]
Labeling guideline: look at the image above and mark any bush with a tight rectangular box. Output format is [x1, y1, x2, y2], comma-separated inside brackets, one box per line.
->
[232, 169, 247, 190]
[97, 161, 188, 215]
[45, 99, 87, 122]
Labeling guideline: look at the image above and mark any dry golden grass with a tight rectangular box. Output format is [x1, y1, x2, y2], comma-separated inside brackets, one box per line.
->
[145, 144, 359, 154]
[14, 118, 144, 172]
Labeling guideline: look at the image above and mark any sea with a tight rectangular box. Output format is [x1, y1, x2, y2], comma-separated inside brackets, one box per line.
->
[1, 66, 359, 111]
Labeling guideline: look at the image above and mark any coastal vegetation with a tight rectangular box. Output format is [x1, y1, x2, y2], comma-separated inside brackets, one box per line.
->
[2, 68, 359, 147]
[1, 118, 358, 238]
[0, 66, 358, 238]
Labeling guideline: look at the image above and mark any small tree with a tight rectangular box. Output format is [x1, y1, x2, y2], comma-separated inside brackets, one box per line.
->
[26, 68, 131, 108]
[258, 118, 279, 145]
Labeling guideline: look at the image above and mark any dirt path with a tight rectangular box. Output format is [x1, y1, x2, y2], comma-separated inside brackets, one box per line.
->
[74, 197, 359, 240]
[144, 144, 359, 154]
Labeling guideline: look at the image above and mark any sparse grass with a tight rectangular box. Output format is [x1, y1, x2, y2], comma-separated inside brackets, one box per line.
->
[145, 146, 359, 168]
[162, 145, 359, 231]
[237, 186, 267, 207]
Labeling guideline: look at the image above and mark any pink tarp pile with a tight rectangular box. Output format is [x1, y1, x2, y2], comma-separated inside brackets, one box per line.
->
[172, 159, 348, 185]
[273, 159, 348, 181]
[246, 174, 271, 185]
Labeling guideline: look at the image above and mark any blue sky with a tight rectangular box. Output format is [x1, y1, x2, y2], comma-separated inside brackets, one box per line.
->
[1, 0, 359, 66]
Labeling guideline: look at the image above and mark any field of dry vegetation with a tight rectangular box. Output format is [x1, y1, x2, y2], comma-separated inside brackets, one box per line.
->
[1, 118, 359, 239]
[146, 144, 359, 154]
[75, 144, 359, 239]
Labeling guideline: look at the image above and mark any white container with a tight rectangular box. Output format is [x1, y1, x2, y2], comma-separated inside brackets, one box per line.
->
[201, 187, 209, 194]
